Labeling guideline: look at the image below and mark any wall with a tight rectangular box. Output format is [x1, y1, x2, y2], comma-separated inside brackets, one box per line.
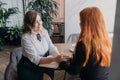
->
[65, 0, 117, 42]
[109, 0, 120, 80]
[53, 0, 65, 23]
[1, 0, 117, 41]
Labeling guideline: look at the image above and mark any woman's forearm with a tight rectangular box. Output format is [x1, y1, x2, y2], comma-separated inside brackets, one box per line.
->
[39, 56, 56, 64]
[39, 54, 69, 64]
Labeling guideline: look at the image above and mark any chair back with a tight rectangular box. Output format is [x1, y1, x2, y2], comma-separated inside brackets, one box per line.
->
[67, 33, 79, 43]
[4, 47, 22, 80]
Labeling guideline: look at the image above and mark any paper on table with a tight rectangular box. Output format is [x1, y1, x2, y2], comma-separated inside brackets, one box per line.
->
[39, 55, 59, 69]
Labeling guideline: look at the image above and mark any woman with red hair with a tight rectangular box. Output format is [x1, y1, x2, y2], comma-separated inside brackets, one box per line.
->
[60, 7, 112, 80]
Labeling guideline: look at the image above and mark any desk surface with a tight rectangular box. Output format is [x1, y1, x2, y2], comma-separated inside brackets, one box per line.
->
[54, 43, 73, 56]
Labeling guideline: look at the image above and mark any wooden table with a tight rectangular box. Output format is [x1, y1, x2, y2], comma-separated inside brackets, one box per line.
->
[54, 43, 73, 57]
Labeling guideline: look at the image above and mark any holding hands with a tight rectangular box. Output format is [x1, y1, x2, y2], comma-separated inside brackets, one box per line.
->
[54, 54, 72, 63]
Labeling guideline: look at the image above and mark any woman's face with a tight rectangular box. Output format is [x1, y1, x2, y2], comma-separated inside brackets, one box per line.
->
[33, 14, 43, 32]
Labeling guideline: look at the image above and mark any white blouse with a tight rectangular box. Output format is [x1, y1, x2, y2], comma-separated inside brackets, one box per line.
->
[21, 29, 57, 65]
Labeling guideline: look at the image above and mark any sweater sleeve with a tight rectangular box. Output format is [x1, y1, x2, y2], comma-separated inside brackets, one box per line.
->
[59, 41, 86, 75]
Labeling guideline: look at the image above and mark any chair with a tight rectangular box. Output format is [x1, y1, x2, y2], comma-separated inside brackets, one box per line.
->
[4, 47, 66, 80]
[67, 33, 79, 43]
[4, 47, 22, 80]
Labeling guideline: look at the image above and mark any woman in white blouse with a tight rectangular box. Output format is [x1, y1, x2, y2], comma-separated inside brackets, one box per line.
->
[17, 10, 68, 80]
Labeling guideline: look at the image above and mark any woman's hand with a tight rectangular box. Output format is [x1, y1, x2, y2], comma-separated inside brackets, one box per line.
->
[54, 55, 71, 63]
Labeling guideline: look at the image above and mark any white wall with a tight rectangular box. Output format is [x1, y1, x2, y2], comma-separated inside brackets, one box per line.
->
[65, 0, 117, 42]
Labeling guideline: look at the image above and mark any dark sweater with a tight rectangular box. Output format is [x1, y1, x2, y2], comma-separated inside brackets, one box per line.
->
[59, 41, 109, 80]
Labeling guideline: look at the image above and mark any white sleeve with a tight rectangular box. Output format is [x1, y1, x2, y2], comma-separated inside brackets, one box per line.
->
[21, 34, 41, 65]
[45, 30, 58, 54]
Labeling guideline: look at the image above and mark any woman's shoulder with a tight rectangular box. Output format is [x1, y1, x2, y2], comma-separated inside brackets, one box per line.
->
[77, 40, 84, 47]
[43, 28, 48, 34]
[42, 29, 51, 38]
[75, 40, 85, 54]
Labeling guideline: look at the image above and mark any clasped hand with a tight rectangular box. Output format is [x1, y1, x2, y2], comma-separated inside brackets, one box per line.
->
[55, 54, 71, 63]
